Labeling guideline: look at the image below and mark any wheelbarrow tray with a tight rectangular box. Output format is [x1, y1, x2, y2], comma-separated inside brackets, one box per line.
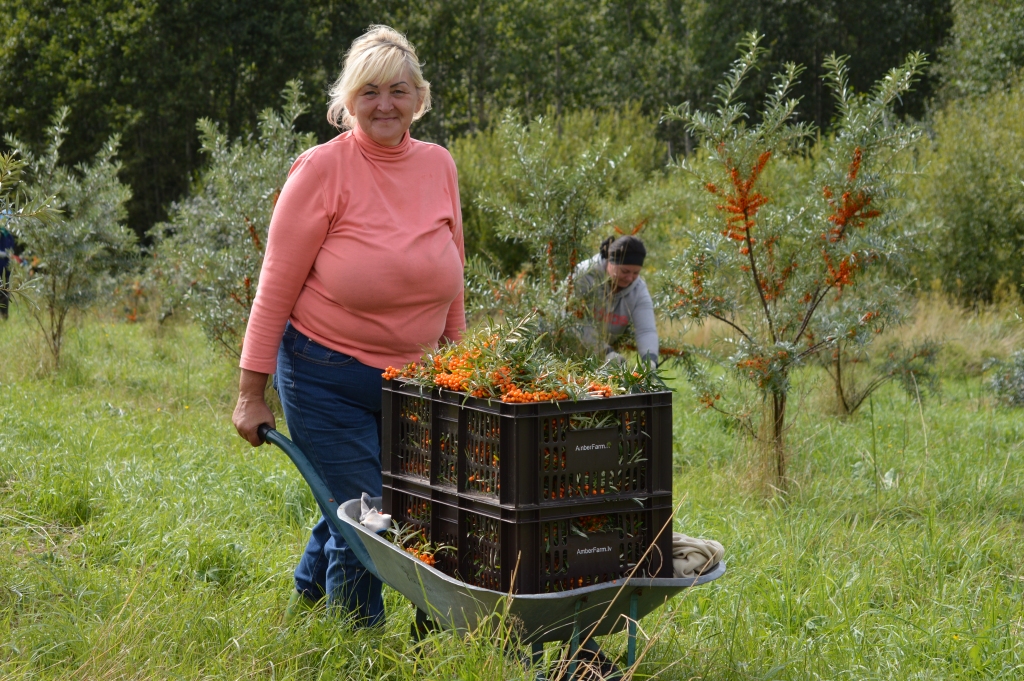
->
[259, 426, 724, 646]
[339, 497, 725, 644]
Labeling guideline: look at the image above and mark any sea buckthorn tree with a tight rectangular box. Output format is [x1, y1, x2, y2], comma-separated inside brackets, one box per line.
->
[464, 110, 642, 358]
[151, 81, 314, 356]
[661, 34, 926, 489]
[0, 151, 59, 304]
[811, 286, 939, 416]
[5, 109, 137, 367]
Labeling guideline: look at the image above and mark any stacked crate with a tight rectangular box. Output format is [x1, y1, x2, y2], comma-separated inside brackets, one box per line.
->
[381, 378, 674, 594]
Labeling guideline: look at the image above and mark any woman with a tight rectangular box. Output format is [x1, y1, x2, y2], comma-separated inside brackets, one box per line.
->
[232, 26, 465, 625]
[574, 234, 659, 366]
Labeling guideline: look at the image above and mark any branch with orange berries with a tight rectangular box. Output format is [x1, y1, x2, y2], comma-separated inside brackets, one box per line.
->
[383, 314, 665, 403]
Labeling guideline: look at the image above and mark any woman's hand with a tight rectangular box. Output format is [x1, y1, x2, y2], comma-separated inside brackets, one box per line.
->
[233, 369, 276, 446]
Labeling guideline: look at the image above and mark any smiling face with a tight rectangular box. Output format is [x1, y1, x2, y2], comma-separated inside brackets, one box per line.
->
[606, 262, 642, 291]
[350, 67, 421, 147]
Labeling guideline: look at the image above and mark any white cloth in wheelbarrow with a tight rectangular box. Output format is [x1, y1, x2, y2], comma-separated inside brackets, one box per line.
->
[672, 532, 724, 578]
[354, 492, 392, 533]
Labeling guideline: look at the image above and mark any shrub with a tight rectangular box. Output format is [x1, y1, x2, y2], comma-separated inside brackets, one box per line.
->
[660, 33, 925, 490]
[915, 80, 1024, 303]
[151, 81, 315, 356]
[5, 109, 137, 367]
[450, 104, 665, 275]
[988, 350, 1024, 406]
[0, 151, 60, 305]
[463, 110, 656, 357]
[821, 337, 940, 415]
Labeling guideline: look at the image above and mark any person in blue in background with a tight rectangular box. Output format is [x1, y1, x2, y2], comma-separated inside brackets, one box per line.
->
[0, 223, 15, 320]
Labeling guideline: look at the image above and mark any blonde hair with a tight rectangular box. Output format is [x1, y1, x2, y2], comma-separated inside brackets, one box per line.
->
[326, 25, 431, 130]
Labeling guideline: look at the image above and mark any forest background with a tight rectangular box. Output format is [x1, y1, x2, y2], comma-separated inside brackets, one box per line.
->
[0, 0, 952, 234]
[3, 0, 1024, 678]
[3, 0, 1022, 302]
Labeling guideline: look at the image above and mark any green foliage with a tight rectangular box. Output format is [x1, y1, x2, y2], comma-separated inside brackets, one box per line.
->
[390, 0, 951, 144]
[988, 349, 1024, 406]
[451, 104, 665, 274]
[0, 152, 59, 229]
[661, 34, 926, 486]
[4, 109, 137, 367]
[935, 0, 1024, 101]
[385, 0, 697, 145]
[459, 108, 667, 361]
[3, 313, 1024, 679]
[152, 82, 315, 357]
[0, 0, 373, 234]
[916, 79, 1024, 303]
[0, 1, 953, 238]
[483, 112, 626, 283]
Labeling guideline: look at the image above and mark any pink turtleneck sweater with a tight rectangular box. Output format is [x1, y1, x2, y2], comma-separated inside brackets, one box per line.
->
[239, 126, 465, 374]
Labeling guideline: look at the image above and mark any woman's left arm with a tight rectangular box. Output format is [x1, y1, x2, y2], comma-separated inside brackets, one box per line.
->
[441, 155, 466, 344]
[632, 279, 660, 365]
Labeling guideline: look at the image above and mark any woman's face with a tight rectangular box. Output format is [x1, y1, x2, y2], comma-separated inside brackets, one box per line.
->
[606, 262, 642, 290]
[351, 67, 420, 147]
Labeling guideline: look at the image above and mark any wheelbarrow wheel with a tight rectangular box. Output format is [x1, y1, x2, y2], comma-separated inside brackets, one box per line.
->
[551, 640, 622, 681]
[410, 607, 438, 643]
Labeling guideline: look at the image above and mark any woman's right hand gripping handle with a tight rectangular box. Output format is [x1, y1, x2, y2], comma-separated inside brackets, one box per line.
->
[233, 368, 277, 446]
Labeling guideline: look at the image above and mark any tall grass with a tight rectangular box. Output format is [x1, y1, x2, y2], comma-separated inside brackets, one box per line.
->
[1, 304, 1022, 679]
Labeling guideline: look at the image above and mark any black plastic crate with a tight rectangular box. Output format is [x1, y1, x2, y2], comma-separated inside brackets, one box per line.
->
[383, 476, 674, 594]
[382, 379, 672, 508]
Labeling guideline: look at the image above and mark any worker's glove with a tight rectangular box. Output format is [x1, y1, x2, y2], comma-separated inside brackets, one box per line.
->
[604, 350, 626, 366]
[355, 492, 392, 533]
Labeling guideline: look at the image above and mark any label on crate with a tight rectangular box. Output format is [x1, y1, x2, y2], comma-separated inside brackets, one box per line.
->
[564, 426, 619, 470]
[566, 531, 621, 575]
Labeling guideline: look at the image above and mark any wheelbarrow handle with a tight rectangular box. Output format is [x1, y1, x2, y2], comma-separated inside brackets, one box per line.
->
[256, 424, 381, 580]
[258, 424, 339, 521]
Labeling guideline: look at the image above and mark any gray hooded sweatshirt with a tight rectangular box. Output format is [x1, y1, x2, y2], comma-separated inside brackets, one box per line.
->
[573, 254, 659, 361]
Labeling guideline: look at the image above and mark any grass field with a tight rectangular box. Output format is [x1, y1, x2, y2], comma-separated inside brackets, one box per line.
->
[1, 304, 1023, 680]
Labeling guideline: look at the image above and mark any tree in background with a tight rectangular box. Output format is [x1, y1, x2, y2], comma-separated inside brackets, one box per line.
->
[661, 35, 925, 490]
[933, 0, 1024, 101]
[395, 0, 951, 147]
[0, 151, 60, 312]
[151, 83, 315, 357]
[5, 109, 137, 367]
[0, 0, 953, 240]
[916, 81, 1024, 302]
[450, 103, 665, 274]
[917, 0, 1024, 303]
[0, 0, 372, 236]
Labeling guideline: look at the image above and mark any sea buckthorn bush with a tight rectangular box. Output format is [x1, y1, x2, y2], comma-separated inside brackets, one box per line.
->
[150, 82, 315, 356]
[4, 108, 137, 368]
[988, 349, 1024, 406]
[659, 33, 926, 489]
[383, 314, 663, 403]
[461, 110, 663, 362]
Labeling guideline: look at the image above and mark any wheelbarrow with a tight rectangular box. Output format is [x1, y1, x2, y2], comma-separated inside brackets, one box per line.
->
[259, 425, 725, 679]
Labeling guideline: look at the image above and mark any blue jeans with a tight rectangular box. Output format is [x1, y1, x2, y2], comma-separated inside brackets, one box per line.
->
[275, 323, 384, 624]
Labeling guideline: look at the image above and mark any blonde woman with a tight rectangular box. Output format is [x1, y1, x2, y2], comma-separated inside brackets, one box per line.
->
[232, 26, 465, 624]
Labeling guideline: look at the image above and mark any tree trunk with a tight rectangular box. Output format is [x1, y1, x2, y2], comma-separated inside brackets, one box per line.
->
[771, 391, 787, 490]
[833, 348, 850, 415]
